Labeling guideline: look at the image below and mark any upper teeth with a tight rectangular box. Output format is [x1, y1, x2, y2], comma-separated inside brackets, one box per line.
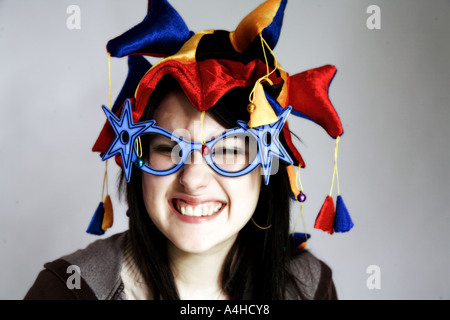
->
[176, 201, 223, 217]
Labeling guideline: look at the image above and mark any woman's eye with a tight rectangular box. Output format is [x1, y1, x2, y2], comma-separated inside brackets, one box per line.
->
[152, 145, 174, 153]
[225, 148, 241, 155]
[214, 148, 244, 156]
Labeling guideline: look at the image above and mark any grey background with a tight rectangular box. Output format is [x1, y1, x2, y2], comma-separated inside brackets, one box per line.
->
[0, 0, 449, 300]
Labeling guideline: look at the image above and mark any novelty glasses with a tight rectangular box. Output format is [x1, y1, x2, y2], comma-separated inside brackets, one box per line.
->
[101, 99, 294, 184]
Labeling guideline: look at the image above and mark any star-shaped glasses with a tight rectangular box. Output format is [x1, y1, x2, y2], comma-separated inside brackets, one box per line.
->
[101, 99, 293, 184]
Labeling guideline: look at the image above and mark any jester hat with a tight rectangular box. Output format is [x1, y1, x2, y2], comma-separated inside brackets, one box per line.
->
[89, 0, 353, 238]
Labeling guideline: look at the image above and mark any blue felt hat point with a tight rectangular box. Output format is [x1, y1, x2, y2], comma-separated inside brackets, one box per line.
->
[87, 202, 106, 235]
[334, 195, 354, 233]
[261, 0, 288, 50]
[107, 0, 194, 58]
[289, 232, 311, 248]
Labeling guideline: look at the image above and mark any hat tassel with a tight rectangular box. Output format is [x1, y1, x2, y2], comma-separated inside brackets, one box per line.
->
[314, 195, 335, 234]
[87, 54, 115, 236]
[290, 165, 311, 249]
[314, 136, 353, 234]
[87, 160, 114, 235]
[334, 195, 353, 232]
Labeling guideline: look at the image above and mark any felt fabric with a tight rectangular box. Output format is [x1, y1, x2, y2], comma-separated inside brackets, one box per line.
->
[289, 232, 311, 250]
[230, 0, 287, 52]
[287, 65, 343, 139]
[93, 0, 344, 167]
[87, 202, 105, 235]
[314, 195, 335, 234]
[92, 58, 339, 167]
[334, 195, 354, 233]
[107, 0, 194, 58]
[137, 58, 265, 112]
[247, 82, 279, 128]
[92, 57, 275, 154]
[102, 195, 114, 231]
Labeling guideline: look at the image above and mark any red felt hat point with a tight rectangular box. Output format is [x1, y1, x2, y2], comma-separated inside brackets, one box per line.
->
[314, 195, 335, 234]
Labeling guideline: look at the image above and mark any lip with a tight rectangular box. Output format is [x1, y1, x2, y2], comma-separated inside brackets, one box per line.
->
[168, 194, 226, 224]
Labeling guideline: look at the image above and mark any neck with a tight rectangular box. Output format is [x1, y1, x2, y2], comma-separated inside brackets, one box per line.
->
[167, 238, 235, 300]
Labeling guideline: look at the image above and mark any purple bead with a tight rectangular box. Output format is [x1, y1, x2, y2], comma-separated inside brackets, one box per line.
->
[297, 191, 307, 202]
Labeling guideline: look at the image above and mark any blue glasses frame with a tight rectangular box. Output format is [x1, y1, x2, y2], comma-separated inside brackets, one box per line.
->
[101, 99, 293, 184]
[135, 125, 262, 177]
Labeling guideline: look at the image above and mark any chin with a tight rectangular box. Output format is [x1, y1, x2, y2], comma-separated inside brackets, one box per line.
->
[170, 237, 216, 254]
[167, 231, 237, 255]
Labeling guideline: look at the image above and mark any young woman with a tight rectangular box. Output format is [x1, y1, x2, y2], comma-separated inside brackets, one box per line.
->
[25, 0, 346, 300]
[121, 75, 336, 300]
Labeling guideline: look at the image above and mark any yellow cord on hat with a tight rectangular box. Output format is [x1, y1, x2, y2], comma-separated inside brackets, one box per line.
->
[101, 161, 108, 201]
[248, 33, 278, 107]
[200, 110, 206, 145]
[329, 136, 341, 196]
[291, 165, 308, 246]
[101, 53, 113, 202]
[135, 136, 143, 159]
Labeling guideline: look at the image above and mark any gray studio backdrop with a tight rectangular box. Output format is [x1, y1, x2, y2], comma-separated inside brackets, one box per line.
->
[0, 0, 449, 300]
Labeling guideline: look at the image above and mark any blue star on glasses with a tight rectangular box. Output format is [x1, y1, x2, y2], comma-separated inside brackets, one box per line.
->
[237, 106, 294, 185]
[101, 99, 155, 181]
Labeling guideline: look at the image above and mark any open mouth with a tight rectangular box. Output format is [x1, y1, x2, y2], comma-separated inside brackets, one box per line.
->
[172, 198, 225, 217]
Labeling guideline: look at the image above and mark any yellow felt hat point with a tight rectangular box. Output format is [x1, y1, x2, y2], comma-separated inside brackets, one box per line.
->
[101, 195, 114, 231]
[230, 0, 284, 53]
[247, 82, 279, 128]
[286, 164, 301, 198]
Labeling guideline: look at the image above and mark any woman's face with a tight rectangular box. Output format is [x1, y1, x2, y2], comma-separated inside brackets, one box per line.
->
[142, 89, 262, 254]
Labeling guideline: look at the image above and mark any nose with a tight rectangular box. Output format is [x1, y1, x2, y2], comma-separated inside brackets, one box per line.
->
[178, 150, 211, 193]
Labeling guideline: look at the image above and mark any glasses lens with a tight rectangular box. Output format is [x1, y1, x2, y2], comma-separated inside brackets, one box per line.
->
[140, 133, 182, 171]
[211, 133, 258, 172]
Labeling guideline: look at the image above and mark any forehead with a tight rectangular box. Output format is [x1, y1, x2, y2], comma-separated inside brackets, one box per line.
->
[153, 89, 226, 139]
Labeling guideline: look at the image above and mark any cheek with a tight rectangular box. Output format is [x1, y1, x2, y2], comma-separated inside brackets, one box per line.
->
[141, 174, 172, 221]
[226, 171, 262, 220]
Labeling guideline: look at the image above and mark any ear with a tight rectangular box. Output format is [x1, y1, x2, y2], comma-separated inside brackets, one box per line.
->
[230, 0, 287, 53]
[107, 0, 194, 58]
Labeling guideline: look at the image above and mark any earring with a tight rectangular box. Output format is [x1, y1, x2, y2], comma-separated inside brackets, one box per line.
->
[251, 217, 272, 230]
